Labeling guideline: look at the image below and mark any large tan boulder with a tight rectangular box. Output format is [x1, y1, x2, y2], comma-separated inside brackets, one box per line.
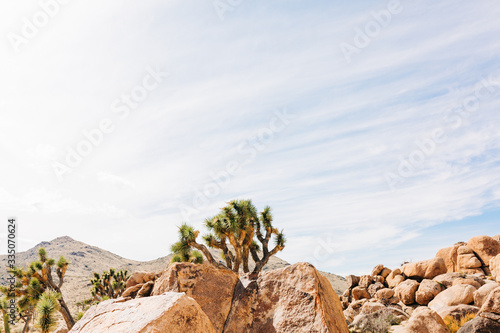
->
[346, 275, 360, 288]
[151, 263, 239, 333]
[474, 283, 499, 308]
[395, 279, 419, 305]
[468, 236, 500, 266]
[68, 292, 216, 333]
[352, 286, 370, 301]
[428, 284, 476, 313]
[415, 279, 443, 306]
[359, 275, 373, 288]
[224, 262, 349, 333]
[402, 306, 449, 333]
[490, 254, 500, 283]
[479, 286, 500, 317]
[122, 283, 144, 298]
[457, 316, 500, 332]
[457, 246, 483, 270]
[126, 271, 157, 289]
[371, 264, 384, 276]
[453, 278, 482, 290]
[436, 243, 462, 272]
[433, 272, 464, 288]
[401, 257, 447, 280]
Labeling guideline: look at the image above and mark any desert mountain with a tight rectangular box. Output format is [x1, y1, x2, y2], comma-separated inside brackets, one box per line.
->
[0, 236, 346, 312]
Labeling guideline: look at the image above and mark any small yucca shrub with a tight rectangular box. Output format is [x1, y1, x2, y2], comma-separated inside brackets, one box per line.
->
[36, 291, 61, 333]
[444, 313, 476, 333]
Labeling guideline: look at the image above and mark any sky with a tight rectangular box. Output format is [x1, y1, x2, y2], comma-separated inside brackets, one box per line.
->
[0, 0, 499, 276]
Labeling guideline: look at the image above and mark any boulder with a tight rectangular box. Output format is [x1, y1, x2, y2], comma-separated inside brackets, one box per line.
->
[395, 279, 419, 305]
[401, 257, 447, 280]
[437, 304, 479, 321]
[402, 306, 449, 333]
[223, 262, 349, 333]
[436, 243, 462, 272]
[346, 275, 360, 289]
[380, 268, 392, 278]
[375, 288, 394, 300]
[492, 235, 500, 243]
[360, 301, 385, 315]
[125, 271, 157, 289]
[490, 254, 500, 283]
[468, 236, 500, 266]
[457, 316, 500, 332]
[479, 286, 500, 317]
[367, 282, 384, 298]
[453, 278, 482, 290]
[151, 263, 239, 333]
[389, 275, 405, 288]
[343, 300, 367, 323]
[352, 286, 370, 301]
[68, 292, 216, 333]
[122, 283, 144, 298]
[458, 252, 483, 270]
[386, 268, 401, 286]
[359, 275, 373, 288]
[474, 283, 499, 308]
[373, 275, 385, 284]
[415, 279, 443, 306]
[137, 280, 155, 298]
[371, 264, 384, 276]
[433, 272, 464, 288]
[428, 284, 476, 313]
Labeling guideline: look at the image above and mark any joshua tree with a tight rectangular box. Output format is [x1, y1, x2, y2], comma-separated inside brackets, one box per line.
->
[0, 297, 11, 333]
[36, 291, 60, 333]
[171, 224, 223, 268]
[170, 240, 204, 264]
[248, 205, 286, 274]
[173, 200, 286, 274]
[7, 248, 74, 330]
[90, 269, 129, 300]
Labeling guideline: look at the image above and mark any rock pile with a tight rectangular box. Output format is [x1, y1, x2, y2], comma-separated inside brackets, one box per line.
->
[341, 235, 500, 332]
[70, 262, 349, 333]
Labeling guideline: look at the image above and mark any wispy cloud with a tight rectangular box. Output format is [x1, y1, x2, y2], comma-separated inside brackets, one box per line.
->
[0, 0, 499, 275]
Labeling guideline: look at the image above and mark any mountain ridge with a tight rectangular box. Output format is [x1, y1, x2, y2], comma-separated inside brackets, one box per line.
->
[0, 235, 346, 312]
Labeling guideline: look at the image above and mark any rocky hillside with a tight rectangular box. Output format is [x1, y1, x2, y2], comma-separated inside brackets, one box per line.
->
[0, 236, 346, 312]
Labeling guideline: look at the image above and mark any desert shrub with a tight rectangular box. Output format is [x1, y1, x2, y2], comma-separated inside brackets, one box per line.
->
[348, 308, 401, 333]
[444, 313, 476, 333]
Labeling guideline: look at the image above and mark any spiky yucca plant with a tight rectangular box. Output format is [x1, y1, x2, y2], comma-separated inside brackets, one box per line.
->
[0, 297, 11, 333]
[90, 269, 129, 300]
[36, 291, 60, 333]
[173, 200, 286, 275]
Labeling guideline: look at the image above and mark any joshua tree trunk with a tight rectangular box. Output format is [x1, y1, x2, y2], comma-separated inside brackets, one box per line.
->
[21, 311, 32, 333]
[58, 298, 75, 329]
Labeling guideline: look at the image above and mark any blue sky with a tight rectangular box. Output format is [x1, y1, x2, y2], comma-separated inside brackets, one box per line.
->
[0, 0, 499, 276]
